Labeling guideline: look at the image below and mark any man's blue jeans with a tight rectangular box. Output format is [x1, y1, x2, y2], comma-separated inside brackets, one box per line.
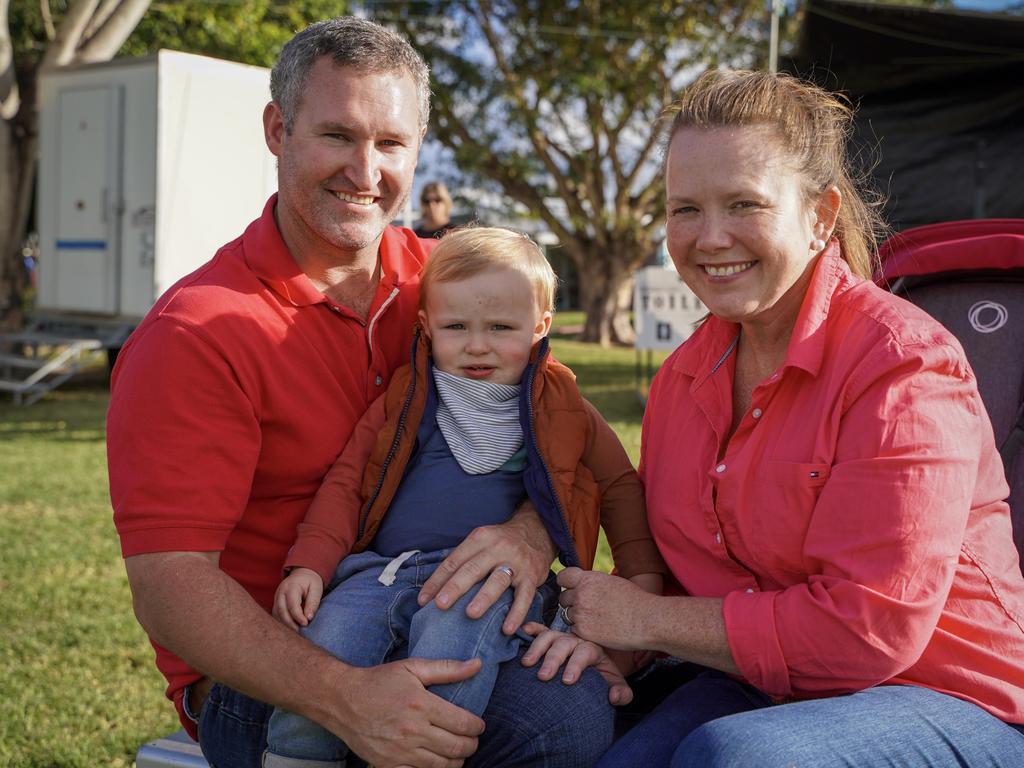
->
[599, 668, 1024, 768]
[195, 549, 614, 767]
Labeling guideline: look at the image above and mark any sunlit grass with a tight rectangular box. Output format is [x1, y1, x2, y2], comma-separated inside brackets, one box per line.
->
[0, 374, 178, 767]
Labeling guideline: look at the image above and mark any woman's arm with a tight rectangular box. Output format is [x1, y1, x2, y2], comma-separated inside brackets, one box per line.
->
[557, 568, 739, 675]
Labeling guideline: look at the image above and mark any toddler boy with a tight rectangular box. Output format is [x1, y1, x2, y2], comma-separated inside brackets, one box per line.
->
[265, 227, 664, 767]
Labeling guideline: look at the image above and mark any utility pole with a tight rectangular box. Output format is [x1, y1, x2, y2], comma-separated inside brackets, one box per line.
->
[769, 0, 782, 73]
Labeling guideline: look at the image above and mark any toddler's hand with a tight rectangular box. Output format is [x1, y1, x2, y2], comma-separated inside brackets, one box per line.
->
[272, 567, 324, 631]
[520, 622, 633, 706]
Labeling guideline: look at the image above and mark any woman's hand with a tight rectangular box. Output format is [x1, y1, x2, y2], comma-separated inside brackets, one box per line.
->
[272, 567, 324, 631]
[559, 567, 739, 674]
[556, 567, 655, 652]
[418, 503, 556, 635]
[520, 622, 634, 706]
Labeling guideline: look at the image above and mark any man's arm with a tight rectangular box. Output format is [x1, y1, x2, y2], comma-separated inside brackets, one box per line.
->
[126, 551, 484, 768]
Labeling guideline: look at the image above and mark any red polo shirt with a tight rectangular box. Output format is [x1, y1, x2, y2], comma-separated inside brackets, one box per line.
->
[641, 245, 1024, 723]
[108, 196, 432, 729]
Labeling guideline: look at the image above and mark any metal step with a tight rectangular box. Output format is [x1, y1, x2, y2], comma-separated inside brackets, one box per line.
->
[135, 731, 208, 768]
[0, 332, 103, 405]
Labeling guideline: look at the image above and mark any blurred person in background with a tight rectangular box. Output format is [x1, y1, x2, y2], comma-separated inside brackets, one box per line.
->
[414, 181, 454, 238]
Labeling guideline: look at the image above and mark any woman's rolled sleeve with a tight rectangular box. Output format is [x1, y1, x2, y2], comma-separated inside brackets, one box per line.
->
[723, 589, 791, 695]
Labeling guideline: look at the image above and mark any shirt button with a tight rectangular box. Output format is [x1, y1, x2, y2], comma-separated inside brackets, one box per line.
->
[752, 408, 763, 419]
[715, 532, 722, 544]
[745, 588, 754, 593]
[374, 375, 383, 386]
[715, 463, 726, 473]
[329, 305, 340, 313]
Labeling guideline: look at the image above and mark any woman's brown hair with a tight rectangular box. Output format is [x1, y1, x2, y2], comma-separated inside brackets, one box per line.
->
[664, 69, 887, 279]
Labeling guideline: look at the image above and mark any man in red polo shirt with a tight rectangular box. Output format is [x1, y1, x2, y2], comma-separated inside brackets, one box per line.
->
[108, 16, 612, 768]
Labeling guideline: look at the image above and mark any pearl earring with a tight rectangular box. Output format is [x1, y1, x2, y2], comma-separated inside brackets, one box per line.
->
[811, 238, 826, 252]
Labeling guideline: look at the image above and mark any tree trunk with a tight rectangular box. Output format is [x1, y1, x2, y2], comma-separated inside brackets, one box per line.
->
[577, 256, 636, 347]
[0, 91, 37, 333]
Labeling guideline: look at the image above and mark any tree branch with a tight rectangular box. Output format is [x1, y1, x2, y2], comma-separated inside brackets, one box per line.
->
[470, 0, 593, 232]
[77, 0, 151, 63]
[582, 95, 609, 242]
[434, 94, 580, 251]
[0, 0, 19, 119]
[82, 0, 125, 42]
[40, 0, 57, 41]
[40, 0, 101, 69]
[620, 66, 672, 200]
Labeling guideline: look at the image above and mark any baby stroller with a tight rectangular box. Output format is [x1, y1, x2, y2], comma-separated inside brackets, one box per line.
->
[876, 219, 1024, 567]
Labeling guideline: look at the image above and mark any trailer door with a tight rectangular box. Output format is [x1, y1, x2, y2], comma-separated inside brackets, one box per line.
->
[52, 85, 122, 314]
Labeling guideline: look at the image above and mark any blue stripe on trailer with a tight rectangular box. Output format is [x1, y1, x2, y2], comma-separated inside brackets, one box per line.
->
[56, 240, 107, 250]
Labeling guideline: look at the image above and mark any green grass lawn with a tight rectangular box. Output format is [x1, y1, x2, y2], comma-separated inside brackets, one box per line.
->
[0, 324, 666, 766]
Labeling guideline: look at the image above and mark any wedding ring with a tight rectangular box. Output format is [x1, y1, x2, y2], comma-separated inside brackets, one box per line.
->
[495, 564, 515, 580]
[558, 603, 575, 627]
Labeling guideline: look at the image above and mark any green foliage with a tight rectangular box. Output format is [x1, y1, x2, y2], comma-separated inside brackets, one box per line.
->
[120, 0, 349, 66]
[0, 333, 662, 763]
[7, 0, 350, 71]
[7, 1, 55, 70]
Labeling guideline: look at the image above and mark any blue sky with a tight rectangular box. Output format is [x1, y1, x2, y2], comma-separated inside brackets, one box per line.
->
[953, 0, 1019, 8]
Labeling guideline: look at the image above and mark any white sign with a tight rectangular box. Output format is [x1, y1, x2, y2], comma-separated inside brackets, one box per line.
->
[633, 267, 706, 351]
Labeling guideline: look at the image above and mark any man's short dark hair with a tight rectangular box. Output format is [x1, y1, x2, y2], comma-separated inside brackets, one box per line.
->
[271, 16, 430, 132]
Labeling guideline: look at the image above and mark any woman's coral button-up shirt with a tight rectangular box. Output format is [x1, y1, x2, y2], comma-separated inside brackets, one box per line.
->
[640, 246, 1024, 723]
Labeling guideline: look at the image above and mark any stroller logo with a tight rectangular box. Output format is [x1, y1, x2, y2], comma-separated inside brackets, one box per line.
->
[968, 301, 1008, 334]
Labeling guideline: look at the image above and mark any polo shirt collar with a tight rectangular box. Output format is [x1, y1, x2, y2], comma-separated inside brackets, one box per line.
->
[243, 194, 423, 307]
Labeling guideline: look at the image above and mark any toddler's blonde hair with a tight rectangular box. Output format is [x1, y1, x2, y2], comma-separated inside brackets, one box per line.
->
[420, 227, 556, 314]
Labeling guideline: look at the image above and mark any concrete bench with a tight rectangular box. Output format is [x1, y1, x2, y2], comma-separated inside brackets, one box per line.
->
[135, 730, 208, 768]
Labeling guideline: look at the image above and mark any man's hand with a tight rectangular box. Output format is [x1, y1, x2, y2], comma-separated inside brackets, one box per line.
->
[520, 623, 633, 706]
[273, 568, 324, 630]
[325, 658, 485, 768]
[418, 503, 555, 635]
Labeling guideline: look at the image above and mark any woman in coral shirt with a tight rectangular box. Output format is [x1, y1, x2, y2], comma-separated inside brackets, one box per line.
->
[550, 70, 1024, 766]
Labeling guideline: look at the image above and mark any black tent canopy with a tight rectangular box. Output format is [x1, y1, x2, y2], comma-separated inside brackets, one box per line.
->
[785, 0, 1024, 230]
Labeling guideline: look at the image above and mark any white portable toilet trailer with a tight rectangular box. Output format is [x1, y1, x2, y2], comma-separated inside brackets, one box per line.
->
[35, 50, 277, 346]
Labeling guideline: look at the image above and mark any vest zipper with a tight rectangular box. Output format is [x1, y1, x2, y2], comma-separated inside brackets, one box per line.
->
[358, 327, 419, 541]
[524, 339, 580, 567]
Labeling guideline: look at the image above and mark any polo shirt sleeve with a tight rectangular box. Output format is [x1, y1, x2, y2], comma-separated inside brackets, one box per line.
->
[723, 338, 985, 698]
[284, 395, 387, 584]
[109, 318, 261, 556]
